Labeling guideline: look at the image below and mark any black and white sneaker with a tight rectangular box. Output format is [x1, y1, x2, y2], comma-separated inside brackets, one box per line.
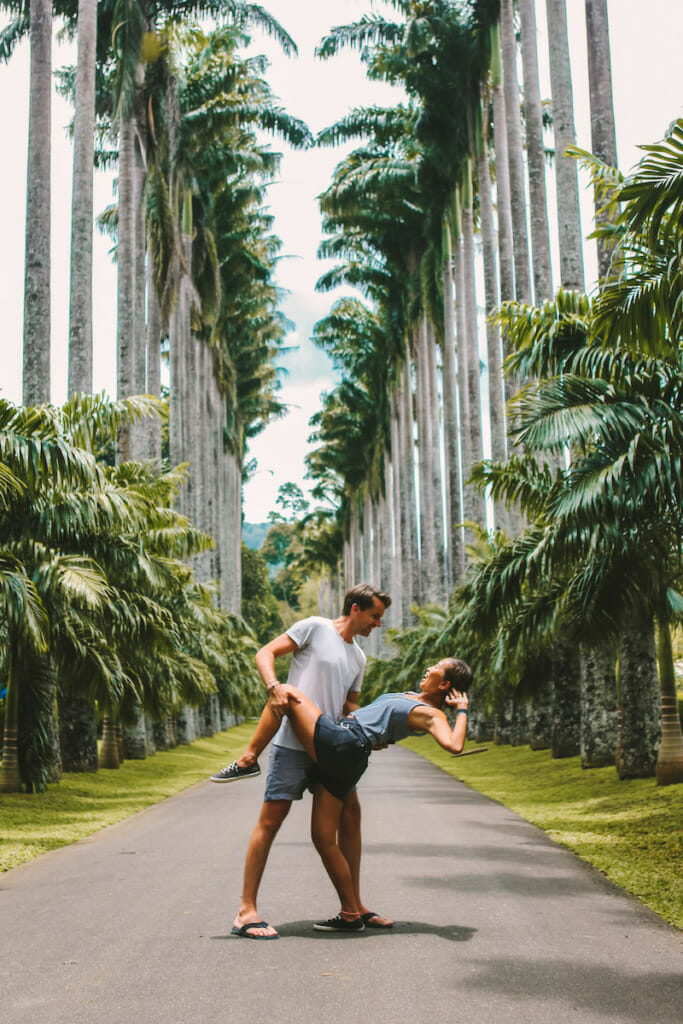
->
[209, 760, 261, 783]
[313, 914, 365, 932]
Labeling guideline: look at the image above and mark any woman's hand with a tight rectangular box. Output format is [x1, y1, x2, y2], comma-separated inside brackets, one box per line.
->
[445, 688, 469, 711]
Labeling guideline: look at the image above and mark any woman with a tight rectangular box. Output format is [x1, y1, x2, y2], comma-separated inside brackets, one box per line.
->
[229, 657, 472, 934]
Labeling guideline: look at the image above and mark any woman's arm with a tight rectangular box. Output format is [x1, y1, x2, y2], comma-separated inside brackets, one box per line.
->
[407, 691, 469, 754]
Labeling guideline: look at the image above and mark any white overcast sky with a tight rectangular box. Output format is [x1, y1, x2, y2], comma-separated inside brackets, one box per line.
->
[0, 0, 681, 522]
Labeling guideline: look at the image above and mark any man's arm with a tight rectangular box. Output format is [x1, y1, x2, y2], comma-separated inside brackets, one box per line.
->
[254, 633, 301, 714]
[342, 690, 361, 716]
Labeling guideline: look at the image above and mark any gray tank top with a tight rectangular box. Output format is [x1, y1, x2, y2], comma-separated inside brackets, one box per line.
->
[349, 693, 428, 747]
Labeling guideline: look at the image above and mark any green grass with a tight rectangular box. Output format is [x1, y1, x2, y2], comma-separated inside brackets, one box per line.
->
[0, 722, 256, 872]
[2, 725, 681, 932]
[401, 736, 683, 930]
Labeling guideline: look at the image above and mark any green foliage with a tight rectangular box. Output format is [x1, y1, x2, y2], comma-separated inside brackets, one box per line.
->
[240, 541, 282, 644]
[0, 396, 261, 790]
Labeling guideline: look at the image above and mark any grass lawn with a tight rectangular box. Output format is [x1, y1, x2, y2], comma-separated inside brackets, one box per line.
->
[0, 722, 255, 873]
[1, 724, 681, 931]
[401, 735, 683, 931]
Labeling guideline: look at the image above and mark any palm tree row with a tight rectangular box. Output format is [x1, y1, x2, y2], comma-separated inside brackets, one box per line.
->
[301, 3, 682, 782]
[0, 394, 264, 792]
[1, 2, 309, 781]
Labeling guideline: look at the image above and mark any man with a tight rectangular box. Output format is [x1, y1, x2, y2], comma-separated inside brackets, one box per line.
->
[211, 583, 392, 940]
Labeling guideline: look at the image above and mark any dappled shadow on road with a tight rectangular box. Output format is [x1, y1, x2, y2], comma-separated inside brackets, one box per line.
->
[366, 838, 559, 862]
[405, 868, 595, 898]
[368, 784, 483, 806]
[458, 956, 683, 1021]
[209, 921, 476, 943]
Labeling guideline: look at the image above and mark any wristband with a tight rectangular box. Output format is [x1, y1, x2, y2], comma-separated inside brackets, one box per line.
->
[454, 708, 468, 716]
[266, 679, 279, 690]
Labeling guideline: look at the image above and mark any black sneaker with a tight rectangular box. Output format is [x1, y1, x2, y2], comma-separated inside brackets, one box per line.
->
[313, 914, 365, 932]
[209, 760, 261, 783]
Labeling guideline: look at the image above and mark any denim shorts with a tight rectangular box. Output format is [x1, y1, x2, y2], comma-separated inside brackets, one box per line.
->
[312, 714, 371, 802]
[263, 744, 314, 802]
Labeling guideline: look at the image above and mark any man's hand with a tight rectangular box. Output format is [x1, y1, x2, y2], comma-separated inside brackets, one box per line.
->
[267, 682, 301, 720]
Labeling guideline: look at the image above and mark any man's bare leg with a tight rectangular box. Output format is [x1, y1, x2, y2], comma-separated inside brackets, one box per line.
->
[339, 791, 393, 927]
[233, 798, 291, 938]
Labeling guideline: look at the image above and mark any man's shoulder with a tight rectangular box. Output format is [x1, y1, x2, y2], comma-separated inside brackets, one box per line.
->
[287, 615, 333, 643]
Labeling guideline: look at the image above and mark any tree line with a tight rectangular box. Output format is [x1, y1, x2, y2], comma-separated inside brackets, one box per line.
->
[299, 1, 683, 786]
[0, 1, 308, 791]
[1, 1, 682, 793]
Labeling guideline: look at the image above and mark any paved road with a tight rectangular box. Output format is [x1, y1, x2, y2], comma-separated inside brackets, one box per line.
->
[1, 745, 681, 1023]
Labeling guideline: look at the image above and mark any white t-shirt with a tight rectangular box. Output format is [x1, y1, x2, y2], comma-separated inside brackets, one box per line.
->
[272, 616, 366, 751]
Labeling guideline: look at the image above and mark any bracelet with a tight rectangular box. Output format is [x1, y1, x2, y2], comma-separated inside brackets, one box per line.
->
[266, 679, 279, 689]
[454, 708, 468, 716]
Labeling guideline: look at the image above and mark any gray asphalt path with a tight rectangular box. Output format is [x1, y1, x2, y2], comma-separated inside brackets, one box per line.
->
[1, 744, 681, 1024]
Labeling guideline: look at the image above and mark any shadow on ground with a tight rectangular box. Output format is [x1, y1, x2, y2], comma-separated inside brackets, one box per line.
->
[210, 920, 476, 942]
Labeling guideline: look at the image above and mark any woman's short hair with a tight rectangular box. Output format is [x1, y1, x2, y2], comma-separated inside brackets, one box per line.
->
[442, 658, 473, 690]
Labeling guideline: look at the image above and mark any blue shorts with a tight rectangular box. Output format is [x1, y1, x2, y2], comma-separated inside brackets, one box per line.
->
[263, 744, 314, 802]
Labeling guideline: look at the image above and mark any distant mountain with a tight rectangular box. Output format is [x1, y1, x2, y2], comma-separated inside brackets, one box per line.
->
[242, 522, 269, 551]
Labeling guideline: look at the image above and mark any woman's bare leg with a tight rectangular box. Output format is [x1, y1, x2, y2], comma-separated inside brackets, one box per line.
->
[234, 687, 322, 767]
[311, 785, 359, 918]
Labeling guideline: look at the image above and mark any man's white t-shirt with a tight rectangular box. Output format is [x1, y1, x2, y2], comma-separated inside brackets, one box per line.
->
[272, 616, 366, 752]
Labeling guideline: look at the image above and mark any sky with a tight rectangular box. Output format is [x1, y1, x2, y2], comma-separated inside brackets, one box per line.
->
[0, 0, 682, 523]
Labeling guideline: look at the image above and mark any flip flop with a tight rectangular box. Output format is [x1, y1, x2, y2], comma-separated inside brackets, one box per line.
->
[361, 912, 394, 930]
[231, 920, 279, 940]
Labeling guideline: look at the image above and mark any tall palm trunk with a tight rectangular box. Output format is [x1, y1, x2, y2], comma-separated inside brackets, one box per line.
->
[122, 707, 147, 759]
[129, 137, 148, 460]
[22, 0, 52, 406]
[146, 261, 163, 462]
[551, 640, 581, 758]
[428, 320, 447, 597]
[0, 646, 21, 792]
[518, 0, 553, 304]
[58, 688, 98, 772]
[500, 0, 531, 303]
[546, 0, 585, 291]
[584, 0, 619, 280]
[490, 21, 515, 304]
[617, 613, 660, 778]
[475, 99, 509, 536]
[414, 322, 438, 601]
[580, 643, 617, 768]
[98, 713, 120, 769]
[398, 363, 418, 620]
[60, 0, 100, 773]
[453, 206, 473, 532]
[653, 609, 683, 785]
[441, 223, 463, 583]
[461, 161, 486, 532]
[388, 405, 403, 626]
[116, 111, 137, 461]
[67, 0, 97, 397]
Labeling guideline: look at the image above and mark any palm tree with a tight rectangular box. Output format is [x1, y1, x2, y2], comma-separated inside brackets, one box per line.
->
[22, 0, 52, 406]
[517, 0, 552, 303]
[67, 0, 98, 397]
[584, 0, 619, 280]
[545, 0, 584, 291]
[500, 0, 530, 302]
